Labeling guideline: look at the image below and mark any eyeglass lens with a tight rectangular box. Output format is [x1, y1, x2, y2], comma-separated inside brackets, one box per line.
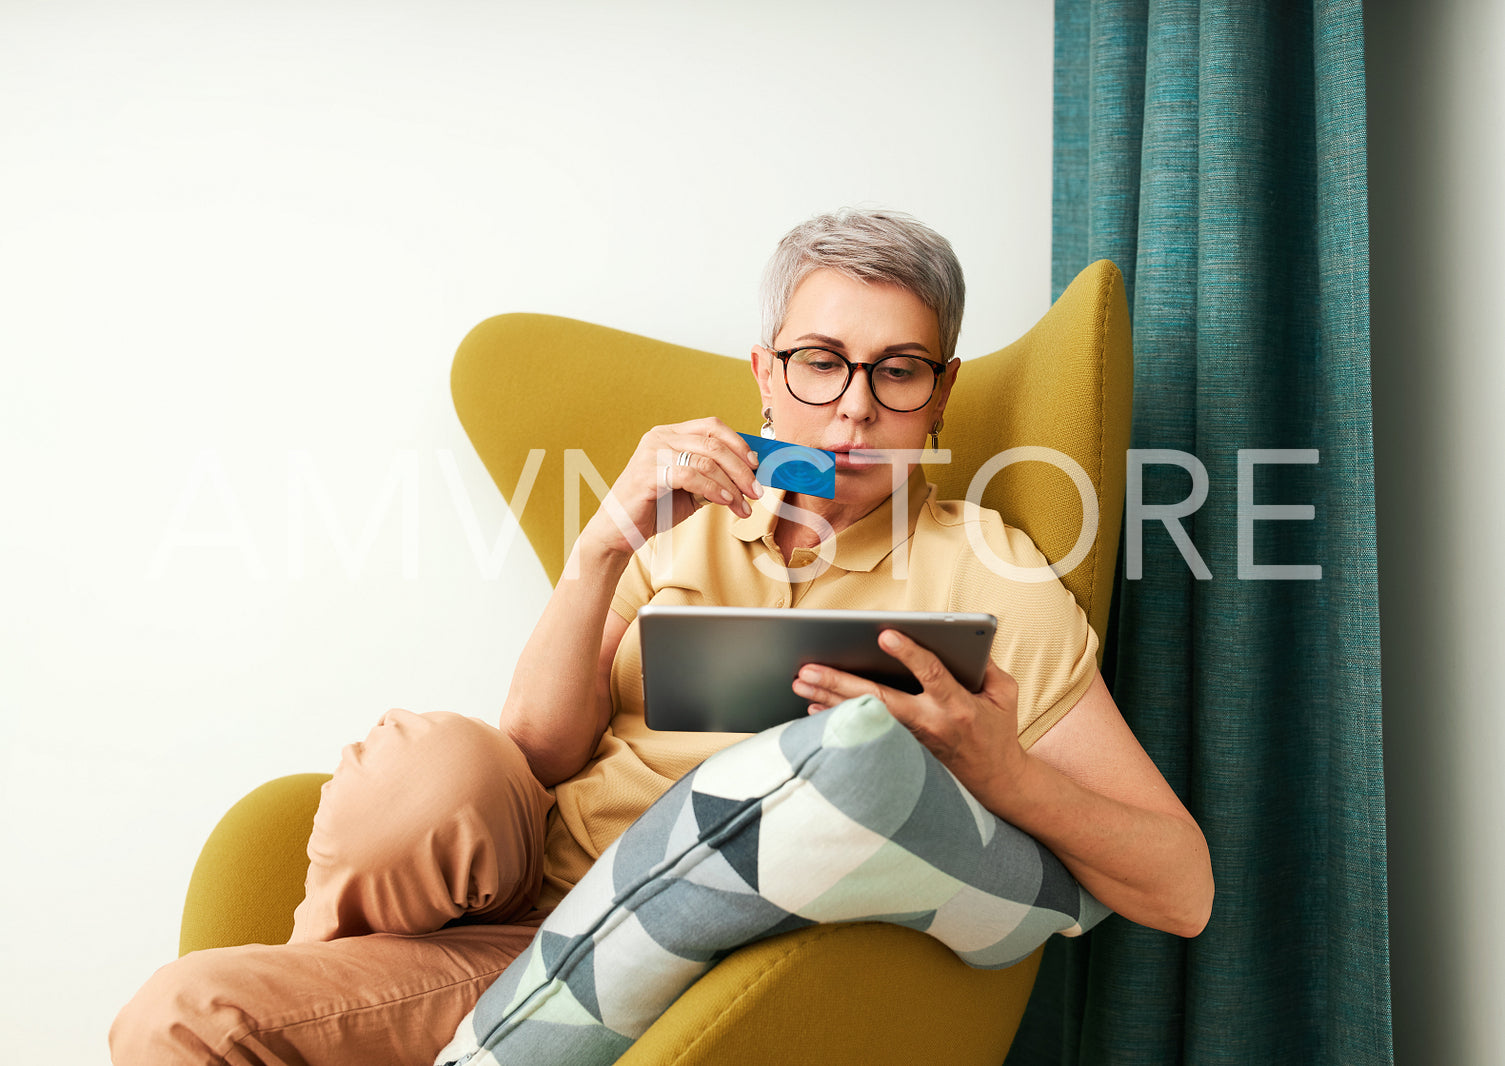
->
[784, 348, 937, 412]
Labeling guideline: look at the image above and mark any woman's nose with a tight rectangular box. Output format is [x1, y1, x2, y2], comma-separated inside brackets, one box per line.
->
[836, 365, 880, 420]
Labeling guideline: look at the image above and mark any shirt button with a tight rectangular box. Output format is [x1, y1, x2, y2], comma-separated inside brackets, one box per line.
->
[775, 597, 787, 608]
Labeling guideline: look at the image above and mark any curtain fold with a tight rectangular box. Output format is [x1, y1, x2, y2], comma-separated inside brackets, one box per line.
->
[1009, 2, 1389, 1063]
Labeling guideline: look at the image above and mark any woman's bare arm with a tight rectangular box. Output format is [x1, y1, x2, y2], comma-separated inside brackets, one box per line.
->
[793, 632, 1214, 937]
[499, 417, 761, 786]
[500, 538, 633, 786]
[1000, 672, 1213, 936]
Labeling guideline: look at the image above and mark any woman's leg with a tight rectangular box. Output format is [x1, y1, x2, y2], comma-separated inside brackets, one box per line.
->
[109, 921, 544, 1066]
[291, 708, 554, 940]
[111, 709, 555, 1066]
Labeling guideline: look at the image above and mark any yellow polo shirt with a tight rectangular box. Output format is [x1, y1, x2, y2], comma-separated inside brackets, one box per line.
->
[539, 470, 1099, 906]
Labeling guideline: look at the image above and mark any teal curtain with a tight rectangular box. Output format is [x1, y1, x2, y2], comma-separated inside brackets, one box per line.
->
[1008, 2, 1390, 1064]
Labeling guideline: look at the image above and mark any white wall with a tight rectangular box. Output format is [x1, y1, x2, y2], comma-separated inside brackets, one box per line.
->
[1369, 2, 1505, 1064]
[0, 2, 1053, 1059]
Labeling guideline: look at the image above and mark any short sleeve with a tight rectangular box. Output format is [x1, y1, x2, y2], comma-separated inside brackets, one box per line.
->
[610, 542, 655, 624]
[945, 511, 1099, 749]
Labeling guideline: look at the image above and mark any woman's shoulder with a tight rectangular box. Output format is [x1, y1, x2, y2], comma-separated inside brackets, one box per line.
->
[914, 489, 1097, 679]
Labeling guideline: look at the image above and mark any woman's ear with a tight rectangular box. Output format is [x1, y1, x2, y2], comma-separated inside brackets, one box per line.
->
[933, 357, 960, 419]
[750, 345, 776, 408]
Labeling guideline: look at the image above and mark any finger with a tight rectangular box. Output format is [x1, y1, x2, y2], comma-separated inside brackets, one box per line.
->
[876, 629, 964, 697]
[677, 440, 768, 517]
[672, 441, 761, 507]
[654, 418, 764, 510]
[660, 456, 750, 517]
[672, 415, 758, 458]
[668, 422, 764, 498]
[792, 664, 891, 708]
[670, 445, 746, 503]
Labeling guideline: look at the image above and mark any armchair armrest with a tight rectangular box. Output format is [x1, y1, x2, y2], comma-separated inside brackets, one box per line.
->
[622, 924, 1041, 1066]
[178, 773, 329, 956]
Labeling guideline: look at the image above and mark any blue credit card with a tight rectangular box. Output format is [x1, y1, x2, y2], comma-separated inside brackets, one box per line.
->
[738, 432, 837, 499]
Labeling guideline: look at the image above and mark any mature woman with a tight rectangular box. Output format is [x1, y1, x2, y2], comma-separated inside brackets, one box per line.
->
[113, 209, 1213, 1066]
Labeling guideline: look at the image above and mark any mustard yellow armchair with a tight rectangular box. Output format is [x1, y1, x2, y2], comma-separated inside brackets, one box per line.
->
[179, 259, 1132, 1065]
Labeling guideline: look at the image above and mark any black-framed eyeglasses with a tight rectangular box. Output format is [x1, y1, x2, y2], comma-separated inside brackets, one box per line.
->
[772, 347, 946, 413]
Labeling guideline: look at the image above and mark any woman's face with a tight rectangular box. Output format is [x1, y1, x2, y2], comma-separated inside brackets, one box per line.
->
[752, 267, 957, 513]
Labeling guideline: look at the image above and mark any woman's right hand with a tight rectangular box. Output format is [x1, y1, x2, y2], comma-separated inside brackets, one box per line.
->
[579, 417, 764, 560]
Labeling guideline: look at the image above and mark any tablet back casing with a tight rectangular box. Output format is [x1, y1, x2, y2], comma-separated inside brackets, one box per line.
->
[638, 606, 997, 732]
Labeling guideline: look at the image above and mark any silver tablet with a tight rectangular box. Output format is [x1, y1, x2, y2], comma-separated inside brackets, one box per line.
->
[638, 605, 997, 733]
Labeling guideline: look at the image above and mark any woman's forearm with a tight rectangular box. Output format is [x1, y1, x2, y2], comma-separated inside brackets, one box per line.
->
[989, 755, 1214, 937]
[792, 646, 1213, 938]
[500, 531, 631, 786]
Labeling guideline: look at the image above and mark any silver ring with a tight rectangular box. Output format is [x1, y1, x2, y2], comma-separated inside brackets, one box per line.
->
[675, 450, 693, 467]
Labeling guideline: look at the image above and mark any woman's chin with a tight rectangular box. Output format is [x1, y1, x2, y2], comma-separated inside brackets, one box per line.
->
[831, 463, 910, 506]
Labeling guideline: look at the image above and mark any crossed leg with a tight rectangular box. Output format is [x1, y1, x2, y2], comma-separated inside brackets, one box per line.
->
[111, 709, 555, 1066]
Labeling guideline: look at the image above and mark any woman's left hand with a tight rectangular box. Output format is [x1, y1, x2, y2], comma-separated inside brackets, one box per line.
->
[792, 629, 1027, 803]
[797, 629, 1216, 937]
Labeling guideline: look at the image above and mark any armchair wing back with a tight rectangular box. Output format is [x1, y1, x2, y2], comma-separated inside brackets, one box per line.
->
[450, 317, 764, 585]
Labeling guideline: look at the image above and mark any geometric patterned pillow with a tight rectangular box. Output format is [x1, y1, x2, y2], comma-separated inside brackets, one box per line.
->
[434, 694, 1108, 1066]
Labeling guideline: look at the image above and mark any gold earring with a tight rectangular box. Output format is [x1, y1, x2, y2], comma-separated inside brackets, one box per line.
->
[761, 408, 776, 439]
[928, 420, 942, 452]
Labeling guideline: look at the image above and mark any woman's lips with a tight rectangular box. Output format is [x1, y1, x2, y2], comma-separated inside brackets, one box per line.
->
[829, 446, 886, 470]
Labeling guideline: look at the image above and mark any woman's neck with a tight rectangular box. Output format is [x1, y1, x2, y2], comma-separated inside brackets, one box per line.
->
[773, 496, 859, 563]
[771, 482, 895, 564]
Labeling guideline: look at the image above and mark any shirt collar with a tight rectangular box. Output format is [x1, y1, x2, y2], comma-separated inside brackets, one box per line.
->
[730, 467, 932, 574]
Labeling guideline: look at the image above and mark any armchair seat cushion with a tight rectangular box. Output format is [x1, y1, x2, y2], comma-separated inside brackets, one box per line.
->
[437, 694, 1107, 1066]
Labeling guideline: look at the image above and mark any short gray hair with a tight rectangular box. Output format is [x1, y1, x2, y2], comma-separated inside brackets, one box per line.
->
[759, 208, 966, 362]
